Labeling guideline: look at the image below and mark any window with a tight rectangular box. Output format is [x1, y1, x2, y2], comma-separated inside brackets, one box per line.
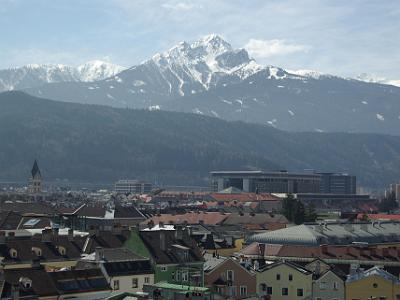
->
[113, 280, 120, 290]
[182, 272, 188, 282]
[10, 249, 17, 258]
[145, 277, 150, 284]
[260, 283, 266, 292]
[161, 266, 167, 272]
[276, 274, 281, 280]
[282, 288, 288, 296]
[132, 278, 138, 288]
[297, 288, 303, 297]
[171, 272, 175, 280]
[227, 270, 234, 281]
[333, 281, 339, 290]
[240, 286, 247, 296]
[267, 286, 273, 295]
[176, 271, 181, 282]
[289, 274, 293, 281]
[319, 282, 327, 290]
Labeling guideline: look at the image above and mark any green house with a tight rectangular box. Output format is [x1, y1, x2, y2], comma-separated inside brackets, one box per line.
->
[124, 224, 205, 286]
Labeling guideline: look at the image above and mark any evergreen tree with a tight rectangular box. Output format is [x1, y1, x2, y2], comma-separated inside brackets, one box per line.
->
[379, 191, 398, 213]
[293, 200, 305, 225]
[305, 203, 318, 222]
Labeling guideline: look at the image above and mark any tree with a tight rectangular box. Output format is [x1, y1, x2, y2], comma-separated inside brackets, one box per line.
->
[293, 200, 305, 225]
[378, 191, 398, 213]
[282, 194, 296, 221]
[305, 203, 318, 222]
[282, 194, 307, 225]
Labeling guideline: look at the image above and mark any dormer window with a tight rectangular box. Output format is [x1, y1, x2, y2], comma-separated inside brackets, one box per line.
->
[10, 248, 18, 258]
[58, 246, 67, 256]
[19, 277, 32, 289]
[31, 247, 42, 257]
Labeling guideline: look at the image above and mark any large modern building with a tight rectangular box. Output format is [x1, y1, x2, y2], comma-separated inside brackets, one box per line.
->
[114, 180, 152, 194]
[317, 172, 356, 194]
[210, 170, 356, 194]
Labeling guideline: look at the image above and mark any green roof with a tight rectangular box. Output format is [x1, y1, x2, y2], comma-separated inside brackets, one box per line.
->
[154, 282, 209, 292]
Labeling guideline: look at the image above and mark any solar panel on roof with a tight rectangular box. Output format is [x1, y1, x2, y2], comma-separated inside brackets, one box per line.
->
[23, 218, 41, 227]
[58, 280, 80, 291]
[89, 278, 108, 288]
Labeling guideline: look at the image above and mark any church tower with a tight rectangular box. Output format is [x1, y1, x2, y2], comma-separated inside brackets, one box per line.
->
[28, 160, 42, 194]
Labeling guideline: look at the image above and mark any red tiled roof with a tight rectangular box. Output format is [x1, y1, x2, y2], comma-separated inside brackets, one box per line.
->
[240, 242, 400, 262]
[357, 214, 400, 221]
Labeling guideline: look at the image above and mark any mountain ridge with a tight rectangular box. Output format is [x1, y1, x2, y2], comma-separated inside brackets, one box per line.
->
[1, 91, 400, 188]
[0, 60, 125, 92]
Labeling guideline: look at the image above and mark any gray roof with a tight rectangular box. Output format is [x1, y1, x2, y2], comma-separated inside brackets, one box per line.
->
[347, 266, 400, 284]
[203, 253, 227, 272]
[247, 221, 400, 245]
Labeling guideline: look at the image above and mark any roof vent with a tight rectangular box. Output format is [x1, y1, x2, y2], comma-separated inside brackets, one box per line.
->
[19, 277, 32, 289]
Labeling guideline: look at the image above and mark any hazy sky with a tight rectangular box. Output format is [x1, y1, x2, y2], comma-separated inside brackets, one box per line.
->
[1, 0, 399, 80]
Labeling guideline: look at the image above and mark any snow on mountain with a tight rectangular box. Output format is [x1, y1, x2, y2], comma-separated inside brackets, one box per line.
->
[20, 34, 400, 135]
[356, 73, 400, 87]
[149, 34, 263, 91]
[0, 61, 125, 92]
[286, 69, 327, 79]
[76, 60, 125, 82]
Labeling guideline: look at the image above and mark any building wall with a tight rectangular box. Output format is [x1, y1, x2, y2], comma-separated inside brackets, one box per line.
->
[346, 274, 400, 300]
[312, 271, 345, 300]
[155, 263, 204, 287]
[256, 264, 312, 300]
[58, 290, 111, 300]
[204, 258, 256, 299]
[109, 274, 154, 295]
[210, 238, 245, 257]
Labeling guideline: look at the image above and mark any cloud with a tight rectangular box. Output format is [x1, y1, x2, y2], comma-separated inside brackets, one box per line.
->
[161, 1, 201, 11]
[245, 39, 310, 58]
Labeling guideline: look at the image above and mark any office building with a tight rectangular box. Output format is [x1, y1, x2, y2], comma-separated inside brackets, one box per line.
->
[114, 180, 152, 194]
[210, 170, 357, 194]
[210, 171, 321, 193]
[317, 172, 356, 194]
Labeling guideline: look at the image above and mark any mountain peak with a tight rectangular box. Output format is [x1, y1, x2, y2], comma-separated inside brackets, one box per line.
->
[192, 34, 233, 54]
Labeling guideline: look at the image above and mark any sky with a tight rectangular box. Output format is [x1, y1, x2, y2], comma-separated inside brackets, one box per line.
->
[0, 0, 399, 81]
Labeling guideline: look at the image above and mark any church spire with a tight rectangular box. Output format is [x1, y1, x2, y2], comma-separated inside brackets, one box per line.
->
[31, 159, 41, 178]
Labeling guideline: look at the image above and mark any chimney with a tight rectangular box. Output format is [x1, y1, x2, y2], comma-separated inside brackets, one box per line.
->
[67, 229, 74, 241]
[175, 225, 183, 240]
[183, 226, 192, 243]
[95, 247, 104, 261]
[160, 231, 166, 251]
[0, 231, 5, 244]
[321, 245, 329, 255]
[258, 243, 266, 257]
[52, 228, 59, 241]
[41, 228, 52, 242]
[11, 284, 19, 300]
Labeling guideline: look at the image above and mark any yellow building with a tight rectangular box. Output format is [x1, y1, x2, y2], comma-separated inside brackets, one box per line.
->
[346, 266, 400, 300]
[256, 261, 313, 299]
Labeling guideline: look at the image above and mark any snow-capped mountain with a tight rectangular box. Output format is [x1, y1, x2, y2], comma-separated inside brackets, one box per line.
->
[356, 73, 400, 87]
[76, 60, 125, 82]
[0, 61, 125, 92]
[20, 34, 400, 135]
